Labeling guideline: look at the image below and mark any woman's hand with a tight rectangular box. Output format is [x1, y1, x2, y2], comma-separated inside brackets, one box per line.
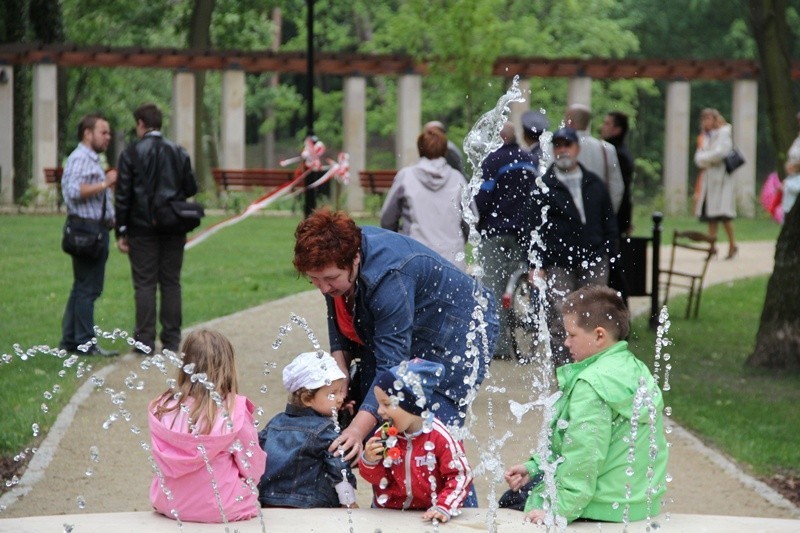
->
[362, 436, 384, 463]
[504, 463, 531, 491]
[329, 410, 378, 463]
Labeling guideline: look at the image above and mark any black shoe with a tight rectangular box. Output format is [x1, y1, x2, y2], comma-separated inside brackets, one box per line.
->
[58, 343, 78, 353]
[82, 345, 120, 357]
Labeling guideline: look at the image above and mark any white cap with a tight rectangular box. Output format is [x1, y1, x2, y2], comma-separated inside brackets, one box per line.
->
[282, 351, 346, 393]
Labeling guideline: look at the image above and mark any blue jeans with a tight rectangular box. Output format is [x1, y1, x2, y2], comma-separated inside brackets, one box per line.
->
[61, 230, 109, 348]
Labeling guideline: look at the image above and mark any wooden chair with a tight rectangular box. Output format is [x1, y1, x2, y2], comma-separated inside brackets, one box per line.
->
[660, 230, 717, 318]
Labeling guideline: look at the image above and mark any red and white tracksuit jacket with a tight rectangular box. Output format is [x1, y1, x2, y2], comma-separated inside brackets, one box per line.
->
[358, 418, 472, 519]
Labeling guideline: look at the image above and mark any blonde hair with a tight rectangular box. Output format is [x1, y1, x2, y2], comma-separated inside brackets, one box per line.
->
[152, 329, 239, 435]
[700, 108, 728, 129]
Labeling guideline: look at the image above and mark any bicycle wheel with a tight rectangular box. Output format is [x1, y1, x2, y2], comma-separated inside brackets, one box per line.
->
[509, 271, 537, 361]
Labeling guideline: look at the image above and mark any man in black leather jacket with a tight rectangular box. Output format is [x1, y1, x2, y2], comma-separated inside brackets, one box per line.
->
[114, 103, 198, 354]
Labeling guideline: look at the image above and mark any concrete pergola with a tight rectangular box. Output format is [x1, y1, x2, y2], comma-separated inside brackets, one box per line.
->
[0, 44, 781, 214]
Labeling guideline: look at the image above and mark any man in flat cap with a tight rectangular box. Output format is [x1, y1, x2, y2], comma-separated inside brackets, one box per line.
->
[522, 127, 618, 366]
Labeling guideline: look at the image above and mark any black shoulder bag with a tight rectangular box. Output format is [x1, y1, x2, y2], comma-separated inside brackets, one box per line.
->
[62, 191, 108, 260]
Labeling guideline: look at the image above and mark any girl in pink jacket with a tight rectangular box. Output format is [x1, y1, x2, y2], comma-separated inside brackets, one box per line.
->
[148, 329, 266, 523]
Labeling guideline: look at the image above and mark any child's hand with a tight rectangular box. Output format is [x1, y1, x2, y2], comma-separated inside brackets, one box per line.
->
[363, 436, 385, 463]
[525, 509, 546, 525]
[422, 508, 449, 523]
[504, 464, 531, 491]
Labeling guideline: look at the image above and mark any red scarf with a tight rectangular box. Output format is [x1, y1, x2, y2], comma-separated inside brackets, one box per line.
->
[333, 295, 363, 345]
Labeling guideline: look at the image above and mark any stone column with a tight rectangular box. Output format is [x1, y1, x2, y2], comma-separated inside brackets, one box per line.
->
[220, 69, 246, 168]
[33, 62, 58, 190]
[343, 76, 366, 212]
[396, 74, 421, 168]
[0, 66, 13, 204]
[567, 76, 592, 108]
[509, 78, 531, 144]
[732, 79, 758, 217]
[171, 70, 195, 163]
[663, 81, 691, 215]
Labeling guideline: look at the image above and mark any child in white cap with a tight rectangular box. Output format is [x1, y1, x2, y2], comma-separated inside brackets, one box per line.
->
[257, 351, 357, 508]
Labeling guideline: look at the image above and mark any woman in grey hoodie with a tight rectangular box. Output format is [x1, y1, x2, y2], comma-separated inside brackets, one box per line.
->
[380, 128, 474, 271]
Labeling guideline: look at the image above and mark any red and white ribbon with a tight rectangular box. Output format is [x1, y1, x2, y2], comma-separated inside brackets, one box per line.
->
[185, 148, 350, 250]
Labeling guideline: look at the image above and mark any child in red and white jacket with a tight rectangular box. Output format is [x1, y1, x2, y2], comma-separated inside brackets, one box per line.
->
[358, 359, 473, 523]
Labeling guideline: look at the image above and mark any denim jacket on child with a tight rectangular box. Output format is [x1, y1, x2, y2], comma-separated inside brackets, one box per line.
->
[258, 404, 356, 508]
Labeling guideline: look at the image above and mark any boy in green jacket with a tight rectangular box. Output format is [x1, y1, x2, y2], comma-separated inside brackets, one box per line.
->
[504, 285, 668, 525]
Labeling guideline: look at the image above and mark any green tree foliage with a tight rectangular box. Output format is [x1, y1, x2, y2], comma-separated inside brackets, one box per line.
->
[13, 1, 799, 195]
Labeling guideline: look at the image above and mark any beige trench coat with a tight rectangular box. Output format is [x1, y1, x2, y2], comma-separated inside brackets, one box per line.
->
[694, 124, 736, 219]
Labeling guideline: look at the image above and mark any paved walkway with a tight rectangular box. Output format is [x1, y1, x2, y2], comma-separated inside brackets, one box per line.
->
[1, 240, 798, 532]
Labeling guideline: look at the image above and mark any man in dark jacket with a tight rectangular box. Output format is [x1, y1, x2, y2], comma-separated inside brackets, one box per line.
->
[115, 103, 198, 354]
[600, 111, 634, 236]
[601, 111, 634, 305]
[524, 127, 617, 365]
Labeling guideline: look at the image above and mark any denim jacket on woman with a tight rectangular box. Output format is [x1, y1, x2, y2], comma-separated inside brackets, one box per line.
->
[326, 226, 499, 424]
[257, 404, 356, 508]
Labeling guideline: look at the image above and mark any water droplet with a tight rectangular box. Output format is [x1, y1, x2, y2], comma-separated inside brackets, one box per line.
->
[424, 441, 435, 451]
[379, 477, 389, 489]
[41, 403, 49, 413]
[376, 494, 389, 506]
[76, 496, 86, 509]
[32, 423, 40, 437]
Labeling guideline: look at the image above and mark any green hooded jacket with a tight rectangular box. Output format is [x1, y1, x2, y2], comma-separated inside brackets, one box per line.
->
[523, 340, 668, 522]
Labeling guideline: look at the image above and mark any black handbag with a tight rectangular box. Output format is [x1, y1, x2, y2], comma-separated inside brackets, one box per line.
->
[724, 148, 745, 174]
[61, 195, 108, 260]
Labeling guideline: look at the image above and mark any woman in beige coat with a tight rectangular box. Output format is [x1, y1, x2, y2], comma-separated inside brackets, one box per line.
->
[694, 108, 738, 259]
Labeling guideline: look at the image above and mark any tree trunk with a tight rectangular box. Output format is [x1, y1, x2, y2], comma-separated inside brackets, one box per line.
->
[745, 0, 795, 179]
[745, 0, 800, 370]
[1, 0, 31, 201]
[188, 0, 216, 191]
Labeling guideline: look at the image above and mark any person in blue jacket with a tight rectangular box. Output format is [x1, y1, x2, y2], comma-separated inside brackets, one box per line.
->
[292, 208, 499, 464]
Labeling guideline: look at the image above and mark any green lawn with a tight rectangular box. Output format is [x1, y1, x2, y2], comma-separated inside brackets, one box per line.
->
[0, 212, 310, 455]
[0, 209, 792, 486]
[629, 276, 800, 477]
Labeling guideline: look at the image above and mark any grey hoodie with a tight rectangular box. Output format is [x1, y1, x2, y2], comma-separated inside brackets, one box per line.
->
[380, 157, 474, 271]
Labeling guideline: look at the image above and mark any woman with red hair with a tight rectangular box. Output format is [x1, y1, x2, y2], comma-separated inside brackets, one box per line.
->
[293, 209, 499, 469]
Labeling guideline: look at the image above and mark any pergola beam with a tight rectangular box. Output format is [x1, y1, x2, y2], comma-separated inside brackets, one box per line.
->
[4, 43, 799, 80]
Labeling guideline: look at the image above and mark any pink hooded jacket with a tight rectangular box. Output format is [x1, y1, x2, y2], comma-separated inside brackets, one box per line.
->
[148, 394, 267, 523]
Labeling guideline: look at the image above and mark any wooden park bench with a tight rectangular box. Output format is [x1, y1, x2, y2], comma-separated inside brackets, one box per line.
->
[358, 169, 397, 195]
[211, 168, 296, 192]
[44, 167, 64, 210]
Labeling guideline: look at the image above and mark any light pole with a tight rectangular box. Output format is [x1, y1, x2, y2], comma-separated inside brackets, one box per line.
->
[304, 0, 317, 217]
